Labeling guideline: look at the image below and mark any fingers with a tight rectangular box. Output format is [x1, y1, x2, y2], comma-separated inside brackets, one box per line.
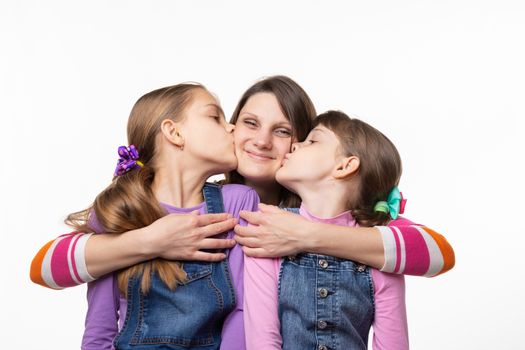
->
[233, 234, 261, 247]
[258, 203, 282, 214]
[199, 218, 237, 238]
[233, 224, 259, 238]
[239, 210, 263, 225]
[199, 238, 236, 250]
[195, 213, 232, 226]
[191, 251, 228, 262]
[241, 246, 272, 258]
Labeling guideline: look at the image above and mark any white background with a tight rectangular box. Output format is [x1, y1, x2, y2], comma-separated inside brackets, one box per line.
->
[2, 1, 524, 349]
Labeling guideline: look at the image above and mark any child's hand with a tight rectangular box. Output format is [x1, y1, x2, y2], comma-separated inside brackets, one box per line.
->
[144, 211, 237, 262]
[234, 204, 311, 258]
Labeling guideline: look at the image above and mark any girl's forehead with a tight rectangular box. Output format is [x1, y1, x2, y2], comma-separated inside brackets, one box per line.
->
[203, 102, 222, 111]
[310, 125, 329, 135]
[311, 126, 326, 133]
[193, 88, 218, 104]
[308, 125, 339, 142]
[192, 90, 223, 111]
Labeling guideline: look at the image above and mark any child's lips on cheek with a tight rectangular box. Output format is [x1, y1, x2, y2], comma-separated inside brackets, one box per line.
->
[281, 152, 293, 165]
[281, 155, 293, 167]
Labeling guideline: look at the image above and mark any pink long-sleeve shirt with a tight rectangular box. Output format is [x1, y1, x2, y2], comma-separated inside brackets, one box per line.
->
[244, 205, 409, 350]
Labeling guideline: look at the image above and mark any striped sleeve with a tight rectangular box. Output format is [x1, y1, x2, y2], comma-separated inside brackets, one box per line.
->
[378, 218, 455, 277]
[30, 232, 96, 289]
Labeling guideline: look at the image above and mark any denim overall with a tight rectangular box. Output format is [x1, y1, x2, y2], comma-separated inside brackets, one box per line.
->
[279, 208, 375, 350]
[114, 183, 236, 350]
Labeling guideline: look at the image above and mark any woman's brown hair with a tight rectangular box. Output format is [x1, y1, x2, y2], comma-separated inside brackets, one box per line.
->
[66, 83, 205, 296]
[225, 75, 317, 207]
[314, 110, 403, 227]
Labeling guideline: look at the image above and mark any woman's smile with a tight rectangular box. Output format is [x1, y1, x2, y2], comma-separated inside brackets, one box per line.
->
[244, 149, 276, 161]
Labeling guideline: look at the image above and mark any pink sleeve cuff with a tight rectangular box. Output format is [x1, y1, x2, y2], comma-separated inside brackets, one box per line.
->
[41, 232, 95, 288]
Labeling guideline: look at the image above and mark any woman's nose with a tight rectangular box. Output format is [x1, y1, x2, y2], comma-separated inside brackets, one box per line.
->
[253, 130, 272, 149]
[291, 142, 300, 152]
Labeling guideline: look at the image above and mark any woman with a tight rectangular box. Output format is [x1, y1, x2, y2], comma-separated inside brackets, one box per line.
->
[30, 75, 454, 290]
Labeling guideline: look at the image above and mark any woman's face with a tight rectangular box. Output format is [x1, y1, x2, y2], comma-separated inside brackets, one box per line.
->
[234, 92, 294, 186]
[179, 88, 237, 174]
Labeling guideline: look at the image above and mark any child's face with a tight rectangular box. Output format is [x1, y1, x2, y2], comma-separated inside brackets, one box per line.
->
[234, 92, 294, 186]
[276, 124, 343, 192]
[178, 88, 237, 173]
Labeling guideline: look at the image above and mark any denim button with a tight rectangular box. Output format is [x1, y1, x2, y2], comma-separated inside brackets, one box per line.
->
[318, 346, 328, 350]
[318, 320, 328, 329]
[318, 259, 329, 269]
[319, 288, 328, 298]
[356, 264, 366, 272]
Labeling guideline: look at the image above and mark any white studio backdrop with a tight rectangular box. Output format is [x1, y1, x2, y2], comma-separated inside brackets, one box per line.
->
[1, 1, 524, 349]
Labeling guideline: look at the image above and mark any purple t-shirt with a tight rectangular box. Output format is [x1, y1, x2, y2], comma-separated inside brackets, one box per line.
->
[81, 184, 260, 350]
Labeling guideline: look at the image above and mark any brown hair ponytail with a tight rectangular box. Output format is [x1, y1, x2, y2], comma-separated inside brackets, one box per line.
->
[66, 83, 205, 296]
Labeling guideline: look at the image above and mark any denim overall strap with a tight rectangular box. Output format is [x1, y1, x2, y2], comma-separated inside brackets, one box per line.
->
[278, 253, 375, 350]
[113, 183, 237, 350]
[202, 182, 230, 248]
[282, 207, 300, 214]
[203, 182, 225, 214]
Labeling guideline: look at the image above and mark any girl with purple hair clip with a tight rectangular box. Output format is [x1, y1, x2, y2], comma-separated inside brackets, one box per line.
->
[67, 83, 259, 349]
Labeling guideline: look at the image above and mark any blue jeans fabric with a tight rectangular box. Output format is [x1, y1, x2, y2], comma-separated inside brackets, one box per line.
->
[114, 183, 236, 350]
[279, 250, 375, 350]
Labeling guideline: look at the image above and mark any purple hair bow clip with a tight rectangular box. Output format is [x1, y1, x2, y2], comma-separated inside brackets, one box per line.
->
[114, 145, 144, 177]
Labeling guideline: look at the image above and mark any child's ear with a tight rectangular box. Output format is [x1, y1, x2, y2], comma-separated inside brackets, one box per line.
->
[160, 119, 185, 149]
[332, 156, 360, 179]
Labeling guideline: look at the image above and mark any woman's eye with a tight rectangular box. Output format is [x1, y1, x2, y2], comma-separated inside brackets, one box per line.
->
[306, 139, 316, 144]
[244, 119, 257, 128]
[275, 129, 292, 137]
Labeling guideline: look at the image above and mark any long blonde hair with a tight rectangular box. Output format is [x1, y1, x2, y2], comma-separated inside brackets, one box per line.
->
[66, 83, 205, 296]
